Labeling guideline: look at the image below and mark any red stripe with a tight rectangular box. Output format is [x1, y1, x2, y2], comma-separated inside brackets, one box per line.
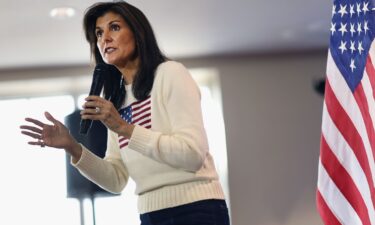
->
[353, 82, 375, 178]
[316, 190, 342, 225]
[133, 107, 151, 118]
[325, 79, 375, 209]
[139, 119, 151, 126]
[130, 96, 151, 107]
[132, 113, 151, 124]
[320, 136, 371, 225]
[133, 100, 151, 111]
[120, 142, 128, 149]
[119, 136, 127, 142]
[366, 56, 375, 163]
[365, 56, 375, 100]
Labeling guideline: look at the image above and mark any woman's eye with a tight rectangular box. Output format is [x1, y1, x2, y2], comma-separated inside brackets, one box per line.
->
[111, 24, 120, 31]
[96, 30, 103, 38]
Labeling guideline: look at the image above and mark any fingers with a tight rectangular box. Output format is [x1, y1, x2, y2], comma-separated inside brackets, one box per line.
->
[44, 111, 60, 126]
[83, 99, 104, 109]
[20, 125, 43, 134]
[81, 96, 110, 119]
[85, 95, 102, 102]
[20, 114, 59, 148]
[24, 117, 45, 128]
[81, 107, 100, 114]
[20, 129, 46, 148]
[28, 140, 46, 148]
[20, 130, 42, 140]
[83, 96, 112, 108]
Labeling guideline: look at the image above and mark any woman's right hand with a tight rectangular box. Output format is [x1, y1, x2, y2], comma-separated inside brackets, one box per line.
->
[20, 111, 82, 160]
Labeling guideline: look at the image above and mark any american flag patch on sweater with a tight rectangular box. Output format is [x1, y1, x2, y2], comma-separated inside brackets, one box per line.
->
[118, 96, 151, 149]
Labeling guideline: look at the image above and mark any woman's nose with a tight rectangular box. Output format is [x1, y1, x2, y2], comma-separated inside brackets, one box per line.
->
[101, 30, 112, 43]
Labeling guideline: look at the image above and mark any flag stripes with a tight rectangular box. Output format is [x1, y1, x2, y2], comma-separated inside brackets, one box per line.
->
[118, 96, 152, 149]
[321, 135, 371, 224]
[318, 161, 363, 224]
[354, 83, 375, 166]
[318, 49, 375, 224]
[321, 101, 373, 218]
[317, 190, 342, 225]
[317, 0, 375, 223]
[326, 51, 375, 184]
[365, 57, 375, 100]
[325, 78, 374, 193]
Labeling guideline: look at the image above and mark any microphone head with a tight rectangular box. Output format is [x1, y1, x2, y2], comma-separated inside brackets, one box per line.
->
[89, 63, 109, 95]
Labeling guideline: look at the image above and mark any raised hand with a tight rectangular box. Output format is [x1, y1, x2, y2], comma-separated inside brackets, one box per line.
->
[20, 112, 81, 157]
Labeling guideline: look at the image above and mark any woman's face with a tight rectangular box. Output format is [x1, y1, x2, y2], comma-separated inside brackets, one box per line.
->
[95, 11, 136, 67]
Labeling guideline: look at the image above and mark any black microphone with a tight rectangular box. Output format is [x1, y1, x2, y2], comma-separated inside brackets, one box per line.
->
[79, 63, 108, 135]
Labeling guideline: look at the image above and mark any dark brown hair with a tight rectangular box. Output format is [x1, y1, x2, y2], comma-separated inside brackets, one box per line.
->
[83, 1, 167, 109]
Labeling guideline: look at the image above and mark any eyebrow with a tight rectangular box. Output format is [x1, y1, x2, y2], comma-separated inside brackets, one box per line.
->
[95, 20, 122, 30]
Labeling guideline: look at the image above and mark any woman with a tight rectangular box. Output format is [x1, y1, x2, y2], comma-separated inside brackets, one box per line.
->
[20, 1, 230, 225]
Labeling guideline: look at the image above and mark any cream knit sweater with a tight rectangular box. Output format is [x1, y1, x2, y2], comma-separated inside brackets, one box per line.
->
[72, 61, 225, 213]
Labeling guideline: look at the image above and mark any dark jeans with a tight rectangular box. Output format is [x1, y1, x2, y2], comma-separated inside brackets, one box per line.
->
[140, 199, 230, 225]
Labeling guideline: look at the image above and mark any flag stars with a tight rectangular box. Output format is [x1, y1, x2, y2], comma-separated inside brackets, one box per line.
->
[332, 4, 336, 17]
[350, 59, 356, 72]
[330, 1, 371, 76]
[339, 23, 348, 36]
[349, 4, 355, 17]
[358, 41, 364, 55]
[338, 4, 348, 17]
[350, 23, 356, 36]
[357, 22, 362, 35]
[357, 3, 362, 16]
[338, 41, 347, 54]
[364, 21, 369, 34]
[350, 40, 356, 53]
[363, 2, 369, 14]
[331, 22, 336, 35]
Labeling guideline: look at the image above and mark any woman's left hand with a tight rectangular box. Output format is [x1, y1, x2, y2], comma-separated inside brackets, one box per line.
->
[81, 96, 134, 138]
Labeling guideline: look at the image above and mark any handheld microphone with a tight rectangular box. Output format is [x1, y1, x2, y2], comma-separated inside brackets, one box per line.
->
[79, 63, 107, 135]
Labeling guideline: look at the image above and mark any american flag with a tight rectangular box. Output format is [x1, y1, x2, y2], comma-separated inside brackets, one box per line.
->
[118, 96, 151, 149]
[317, 0, 375, 224]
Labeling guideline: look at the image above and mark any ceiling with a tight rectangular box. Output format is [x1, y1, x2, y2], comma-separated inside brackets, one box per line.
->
[1, 0, 332, 69]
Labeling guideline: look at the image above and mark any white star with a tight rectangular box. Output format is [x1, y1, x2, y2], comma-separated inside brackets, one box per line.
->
[350, 59, 356, 72]
[339, 23, 348, 36]
[363, 2, 370, 14]
[364, 21, 369, 34]
[350, 23, 356, 36]
[338, 41, 347, 54]
[357, 22, 362, 35]
[358, 41, 364, 55]
[350, 4, 355, 17]
[330, 22, 336, 35]
[357, 3, 362, 16]
[338, 4, 348, 17]
[332, 4, 336, 17]
[350, 40, 356, 53]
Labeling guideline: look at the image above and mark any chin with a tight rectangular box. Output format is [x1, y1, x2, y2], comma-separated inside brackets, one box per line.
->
[103, 59, 118, 66]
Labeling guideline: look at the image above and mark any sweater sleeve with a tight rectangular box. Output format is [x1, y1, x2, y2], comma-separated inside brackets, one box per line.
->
[128, 61, 209, 172]
[71, 129, 129, 194]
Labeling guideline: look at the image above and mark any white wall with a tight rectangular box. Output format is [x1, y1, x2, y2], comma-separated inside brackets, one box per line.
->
[182, 51, 326, 225]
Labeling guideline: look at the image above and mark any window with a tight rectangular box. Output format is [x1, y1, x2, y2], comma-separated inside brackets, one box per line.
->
[0, 95, 80, 225]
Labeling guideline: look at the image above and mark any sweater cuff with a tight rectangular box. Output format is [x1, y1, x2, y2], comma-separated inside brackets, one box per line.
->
[71, 144, 101, 172]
